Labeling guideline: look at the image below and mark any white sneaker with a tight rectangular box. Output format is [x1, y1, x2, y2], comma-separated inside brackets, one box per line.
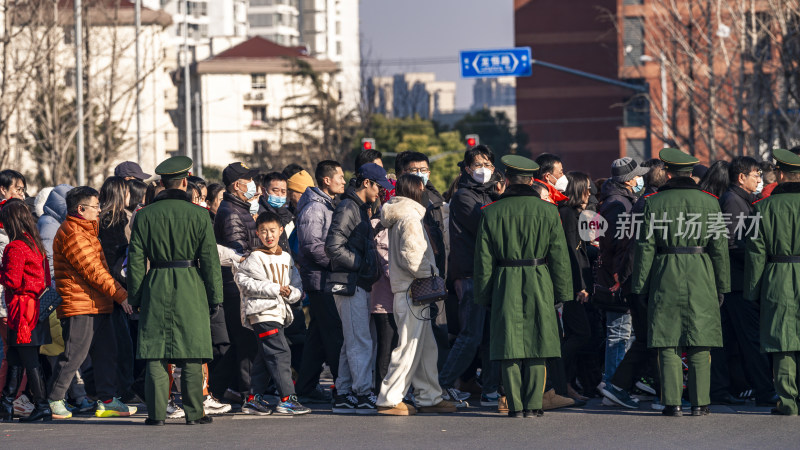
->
[601, 397, 621, 407]
[203, 395, 232, 415]
[166, 399, 185, 419]
[13, 394, 34, 417]
[441, 388, 470, 408]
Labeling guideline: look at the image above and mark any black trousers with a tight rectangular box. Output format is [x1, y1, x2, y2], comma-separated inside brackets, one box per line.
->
[6, 345, 41, 372]
[611, 294, 657, 391]
[372, 313, 398, 387]
[250, 322, 295, 398]
[561, 301, 591, 385]
[49, 314, 117, 402]
[221, 282, 257, 394]
[295, 291, 344, 396]
[111, 304, 134, 396]
[711, 291, 776, 402]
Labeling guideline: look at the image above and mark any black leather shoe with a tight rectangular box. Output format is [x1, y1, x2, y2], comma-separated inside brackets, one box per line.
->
[756, 394, 781, 407]
[186, 415, 213, 425]
[523, 409, 544, 418]
[711, 394, 745, 405]
[145, 418, 165, 426]
[507, 411, 523, 418]
[661, 405, 682, 417]
[770, 407, 795, 416]
[691, 405, 711, 416]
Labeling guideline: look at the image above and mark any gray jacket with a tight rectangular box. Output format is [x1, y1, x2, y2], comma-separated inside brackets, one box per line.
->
[295, 187, 336, 292]
[37, 184, 72, 278]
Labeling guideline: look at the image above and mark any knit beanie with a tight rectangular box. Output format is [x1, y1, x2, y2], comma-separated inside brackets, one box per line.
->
[287, 170, 315, 193]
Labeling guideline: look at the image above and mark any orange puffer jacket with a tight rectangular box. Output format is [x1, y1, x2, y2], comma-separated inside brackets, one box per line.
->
[53, 215, 127, 318]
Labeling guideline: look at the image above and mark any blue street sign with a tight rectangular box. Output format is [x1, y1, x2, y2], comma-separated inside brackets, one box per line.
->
[460, 47, 532, 79]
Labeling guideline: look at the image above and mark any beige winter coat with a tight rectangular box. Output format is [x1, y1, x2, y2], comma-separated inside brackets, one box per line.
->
[380, 196, 438, 294]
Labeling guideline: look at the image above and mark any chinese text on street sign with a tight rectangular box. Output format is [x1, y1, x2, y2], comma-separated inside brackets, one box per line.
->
[460, 47, 532, 79]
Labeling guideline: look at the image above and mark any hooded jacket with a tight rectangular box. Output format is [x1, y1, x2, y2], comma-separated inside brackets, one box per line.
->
[381, 196, 438, 294]
[324, 187, 379, 293]
[235, 247, 303, 328]
[37, 184, 73, 276]
[295, 187, 336, 292]
[448, 170, 497, 280]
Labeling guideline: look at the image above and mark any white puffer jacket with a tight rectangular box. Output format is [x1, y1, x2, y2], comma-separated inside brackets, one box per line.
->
[235, 248, 303, 328]
[380, 196, 438, 294]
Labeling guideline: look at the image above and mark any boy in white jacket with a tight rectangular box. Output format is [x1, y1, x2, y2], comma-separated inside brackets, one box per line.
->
[235, 212, 310, 415]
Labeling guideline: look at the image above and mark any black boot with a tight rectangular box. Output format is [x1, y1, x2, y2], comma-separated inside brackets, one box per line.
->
[1, 366, 23, 422]
[19, 367, 51, 422]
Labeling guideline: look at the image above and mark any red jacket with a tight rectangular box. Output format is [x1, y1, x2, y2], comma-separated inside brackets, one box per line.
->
[0, 239, 49, 344]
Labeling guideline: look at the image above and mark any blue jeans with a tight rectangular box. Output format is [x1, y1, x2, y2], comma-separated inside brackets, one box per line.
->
[437, 279, 500, 394]
[604, 311, 633, 384]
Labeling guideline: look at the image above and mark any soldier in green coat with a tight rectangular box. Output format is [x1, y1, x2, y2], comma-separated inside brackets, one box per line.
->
[631, 148, 730, 417]
[474, 155, 572, 418]
[744, 148, 800, 416]
[128, 156, 223, 425]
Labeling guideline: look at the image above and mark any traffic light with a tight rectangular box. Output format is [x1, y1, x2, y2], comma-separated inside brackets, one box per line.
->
[362, 138, 375, 151]
[465, 134, 479, 149]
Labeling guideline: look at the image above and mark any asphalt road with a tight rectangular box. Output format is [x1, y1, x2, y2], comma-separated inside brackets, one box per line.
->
[1, 396, 794, 449]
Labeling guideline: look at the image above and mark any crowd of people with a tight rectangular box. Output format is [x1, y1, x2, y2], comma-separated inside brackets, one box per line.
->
[1, 142, 800, 424]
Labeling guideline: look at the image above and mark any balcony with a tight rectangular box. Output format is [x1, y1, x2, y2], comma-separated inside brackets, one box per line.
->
[244, 92, 266, 104]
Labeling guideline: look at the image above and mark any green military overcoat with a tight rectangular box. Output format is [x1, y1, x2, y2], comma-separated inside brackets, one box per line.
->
[631, 177, 730, 348]
[743, 182, 800, 353]
[474, 184, 573, 361]
[128, 189, 223, 360]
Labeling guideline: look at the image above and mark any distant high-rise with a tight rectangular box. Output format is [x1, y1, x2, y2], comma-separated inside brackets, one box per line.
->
[152, 0, 248, 60]
[472, 77, 516, 111]
[369, 73, 455, 120]
[248, 0, 301, 46]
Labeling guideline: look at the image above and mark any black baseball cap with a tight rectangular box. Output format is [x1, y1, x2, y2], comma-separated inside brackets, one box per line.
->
[358, 163, 393, 190]
[222, 162, 260, 186]
[114, 161, 151, 180]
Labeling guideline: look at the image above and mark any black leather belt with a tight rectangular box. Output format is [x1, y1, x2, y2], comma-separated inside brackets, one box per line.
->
[656, 246, 706, 255]
[150, 260, 198, 269]
[768, 255, 800, 263]
[497, 258, 547, 267]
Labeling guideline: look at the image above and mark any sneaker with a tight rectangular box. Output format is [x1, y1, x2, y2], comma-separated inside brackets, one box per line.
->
[48, 399, 73, 419]
[355, 392, 378, 415]
[297, 385, 332, 404]
[634, 377, 657, 396]
[95, 397, 137, 417]
[417, 400, 457, 414]
[480, 391, 501, 407]
[442, 387, 470, 402]
[203, 395, 232, 415]
[332, 393, 358, 414]
[167, 398, 186, 419]
[601, 397, 620, 407]
[73, 397, 96, 414]
[275, 395, 312, 415]
[601, 383, 639, 409]
[13, 394, 34, 417]
[242, 394, 272, 416]
[223, 388, 245, 404]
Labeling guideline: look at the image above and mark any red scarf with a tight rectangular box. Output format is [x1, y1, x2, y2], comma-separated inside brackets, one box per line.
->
[4, 240, 46, 344]
[535, 179, 569, 204]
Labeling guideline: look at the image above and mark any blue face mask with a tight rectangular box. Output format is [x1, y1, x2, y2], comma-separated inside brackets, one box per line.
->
[416, 173, 429, 186]
[249, 199, 260, 215]
[267, 195, 286, 208]
[242, 180, 257, 200]
[633, 176, 644, 193]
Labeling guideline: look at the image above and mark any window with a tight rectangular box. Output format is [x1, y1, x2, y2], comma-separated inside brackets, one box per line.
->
[623, 17, 645, 67]
[626, 138, 649, 160]
[623, 80, 649, 127]
[253, 140, 269, 156]
[200, 24, 208, 38]
[335, 21, 341, 35]
[65, 68, 76, 88]
[249, 13, 273, 28]
[276, 13, 284, 25]
[251, 106, 267, 121]
[63, 27, 73, 45]
[336, 41, 342, 56]
[251, 73, 266, 89]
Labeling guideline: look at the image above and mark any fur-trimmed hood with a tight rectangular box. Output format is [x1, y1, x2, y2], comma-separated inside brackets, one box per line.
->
[380, 195, 426, 229]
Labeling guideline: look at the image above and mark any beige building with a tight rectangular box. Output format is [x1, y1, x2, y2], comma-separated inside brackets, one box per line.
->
[368, 72, 456, 120]
[197, 36, 337, 169]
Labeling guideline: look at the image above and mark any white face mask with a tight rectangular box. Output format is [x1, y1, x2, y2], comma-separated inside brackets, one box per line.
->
[199, 201, 208, 209]
[554, 174, 569, 192]
[471, 168, 493, 184]
[755, 180, 764, 195]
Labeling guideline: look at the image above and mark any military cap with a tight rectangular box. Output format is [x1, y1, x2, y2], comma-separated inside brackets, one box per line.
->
[659, 148, 698, 173]
[502, 154, 539, 176]
[772, 148, 800, 173]
[155, 156, 193, 180]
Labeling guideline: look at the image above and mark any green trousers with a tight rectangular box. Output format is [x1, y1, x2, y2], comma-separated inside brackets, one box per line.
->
[500, 358, 546, 412]
[657, 347, 710, 407]
[773, 352, 800, 415]
[145, 359, 204, 421]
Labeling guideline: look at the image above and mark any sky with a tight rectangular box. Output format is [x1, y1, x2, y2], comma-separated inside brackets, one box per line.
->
[359, 0, 514, 110]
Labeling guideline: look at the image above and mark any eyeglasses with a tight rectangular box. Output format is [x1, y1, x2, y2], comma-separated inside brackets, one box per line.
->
[750, 170, 763, 178]
[471, 163, 494, 170]
[407, 168, 430, 175]
[80, 204, 101, 210]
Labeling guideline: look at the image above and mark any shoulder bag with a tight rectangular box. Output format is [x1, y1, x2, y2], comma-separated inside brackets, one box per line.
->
[38, 257, 62, 323]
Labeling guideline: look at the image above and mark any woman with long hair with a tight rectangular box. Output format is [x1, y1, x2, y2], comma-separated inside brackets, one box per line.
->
[558, 172, 594, 400]
[375, 174, 456, 415]
[206, 183, 225, 220]
[699, 161, 730, 198]
[0, 199, 53, 422]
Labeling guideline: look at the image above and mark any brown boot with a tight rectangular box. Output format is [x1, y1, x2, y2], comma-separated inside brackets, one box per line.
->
[417, 400, 457, 414]
[497, 396, 509, 414]
[541, 389, 575, 411]
[455, 378, 482, 396]
[378, 402, 417, 416]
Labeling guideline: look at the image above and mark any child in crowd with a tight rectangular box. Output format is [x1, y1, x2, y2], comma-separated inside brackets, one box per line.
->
[235, 212, 310, 415]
